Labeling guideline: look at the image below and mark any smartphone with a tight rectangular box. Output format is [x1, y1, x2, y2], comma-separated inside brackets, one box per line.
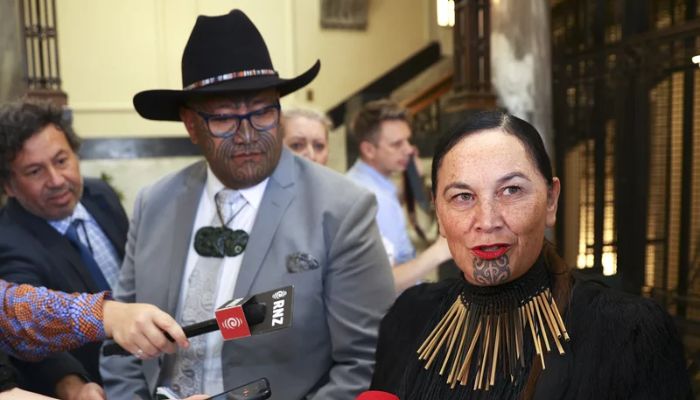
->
[206, 377, 271, 400]
[154, 386, 180, 400]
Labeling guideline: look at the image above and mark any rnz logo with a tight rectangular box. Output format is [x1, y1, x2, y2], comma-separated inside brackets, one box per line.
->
[222, 317, 244, 330]
[272, 294, 287, 327]
[272, 290, 287, 300]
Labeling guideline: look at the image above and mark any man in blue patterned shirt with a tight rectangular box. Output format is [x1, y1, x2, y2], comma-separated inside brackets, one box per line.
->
[0, 100, 129, 399]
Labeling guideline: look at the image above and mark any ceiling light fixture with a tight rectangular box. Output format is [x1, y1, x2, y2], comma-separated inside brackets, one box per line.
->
[437, 0, 455, 27]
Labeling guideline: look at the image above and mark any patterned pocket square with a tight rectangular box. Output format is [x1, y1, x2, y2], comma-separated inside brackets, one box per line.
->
[286, 252, 320, 273]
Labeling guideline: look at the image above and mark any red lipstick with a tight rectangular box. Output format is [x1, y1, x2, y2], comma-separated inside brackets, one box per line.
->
[471, 244, 510, 260]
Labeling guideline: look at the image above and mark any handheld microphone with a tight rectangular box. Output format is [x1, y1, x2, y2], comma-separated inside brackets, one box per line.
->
[356, 391, 399, 400]
[181, 302, 266, 338]
[103, 286, 293, 356]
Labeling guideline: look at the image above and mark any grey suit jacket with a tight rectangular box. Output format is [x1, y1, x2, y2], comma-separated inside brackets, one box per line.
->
[100, 149, 395, 399]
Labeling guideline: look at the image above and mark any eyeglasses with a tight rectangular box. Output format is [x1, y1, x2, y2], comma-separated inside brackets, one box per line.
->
[189, 103, 281, 138]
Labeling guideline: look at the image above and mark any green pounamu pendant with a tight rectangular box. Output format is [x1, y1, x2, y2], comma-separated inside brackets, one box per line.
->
[194, 226, 248, 258]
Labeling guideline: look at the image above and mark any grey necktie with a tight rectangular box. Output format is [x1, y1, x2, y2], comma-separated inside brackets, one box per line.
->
[169, 189, 246, 396]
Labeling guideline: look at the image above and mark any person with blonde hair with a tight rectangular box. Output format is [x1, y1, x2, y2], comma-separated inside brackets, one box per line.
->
[282, 108, 332, 165]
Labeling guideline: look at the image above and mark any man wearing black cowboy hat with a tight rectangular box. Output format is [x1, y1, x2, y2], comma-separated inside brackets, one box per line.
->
[99, 9, 395, 400]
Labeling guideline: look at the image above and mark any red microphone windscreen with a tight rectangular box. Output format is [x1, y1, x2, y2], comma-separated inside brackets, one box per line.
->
[215, 303, 252, 340]
[356, 390, 399, 400]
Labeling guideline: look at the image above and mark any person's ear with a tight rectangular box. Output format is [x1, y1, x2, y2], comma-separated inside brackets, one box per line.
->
[3, 178, 16, 198]
[359, 140, 375, 160]
[179, 107, 200, 144]
[433, 195, 447, 238]
[545, 177, 561, 227]
[437, 219, 446, 238]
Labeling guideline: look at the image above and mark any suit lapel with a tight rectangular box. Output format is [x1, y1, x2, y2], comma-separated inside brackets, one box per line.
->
[235, 149, 296, 297]
[165, 162, 207, 313]
[4, 199, 98, 291]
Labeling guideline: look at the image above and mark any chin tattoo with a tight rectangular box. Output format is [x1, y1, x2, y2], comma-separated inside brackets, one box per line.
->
[473, 254, 511, 285]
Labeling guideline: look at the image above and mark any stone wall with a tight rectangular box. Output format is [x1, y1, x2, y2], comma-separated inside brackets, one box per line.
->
[491, 0, 553, 158]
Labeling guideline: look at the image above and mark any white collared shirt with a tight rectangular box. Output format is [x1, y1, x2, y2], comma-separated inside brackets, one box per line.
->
[176, 166, 268, 394]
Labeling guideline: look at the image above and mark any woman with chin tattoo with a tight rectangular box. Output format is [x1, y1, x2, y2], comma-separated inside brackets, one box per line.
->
[370, 110, 692, 399]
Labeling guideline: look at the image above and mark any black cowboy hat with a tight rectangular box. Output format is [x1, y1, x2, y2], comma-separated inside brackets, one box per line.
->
[133, 9, 320, 121]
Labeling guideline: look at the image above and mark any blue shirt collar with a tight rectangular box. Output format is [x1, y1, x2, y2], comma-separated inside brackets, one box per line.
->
[47, 202, 92, 235]
[351, 159, 397, 195]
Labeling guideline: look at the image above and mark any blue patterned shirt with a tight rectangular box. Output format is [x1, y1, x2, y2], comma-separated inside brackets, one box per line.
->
[48, 203, 121, 289]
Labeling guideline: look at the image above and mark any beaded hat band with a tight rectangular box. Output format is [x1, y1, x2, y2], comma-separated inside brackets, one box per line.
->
[184, 69, 278, 91]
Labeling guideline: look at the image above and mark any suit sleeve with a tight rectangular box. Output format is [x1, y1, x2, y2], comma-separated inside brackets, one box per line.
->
[310, 190, 396, 399]
[99, 189, 151, 400]
[0, 244, 50, 288]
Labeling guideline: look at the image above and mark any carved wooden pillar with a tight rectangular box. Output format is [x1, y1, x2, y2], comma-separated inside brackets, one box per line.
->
[445, 0, 496, 112]
[19, 0, 67, 105]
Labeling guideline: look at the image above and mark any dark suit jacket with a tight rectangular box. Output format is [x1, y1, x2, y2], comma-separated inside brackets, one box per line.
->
[0, 351, 17, 393]
[0, 178, 128, 396]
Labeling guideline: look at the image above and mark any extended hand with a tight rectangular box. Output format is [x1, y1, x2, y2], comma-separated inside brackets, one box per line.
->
[102, 301, 189, 359]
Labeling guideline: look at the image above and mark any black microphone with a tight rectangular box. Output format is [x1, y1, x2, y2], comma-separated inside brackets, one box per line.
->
[102, 302, 266, 356]
[175, 302, 266, 338]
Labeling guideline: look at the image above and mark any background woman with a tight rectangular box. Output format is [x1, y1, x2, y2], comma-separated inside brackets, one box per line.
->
[282, 108, 332, 165]
[371, 110, 691, 399]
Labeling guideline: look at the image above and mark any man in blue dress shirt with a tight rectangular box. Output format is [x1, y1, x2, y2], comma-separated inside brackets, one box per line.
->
[347, 99, 451, 293]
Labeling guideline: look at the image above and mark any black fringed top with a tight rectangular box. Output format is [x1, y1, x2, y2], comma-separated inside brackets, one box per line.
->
[371, 268, 692, 399]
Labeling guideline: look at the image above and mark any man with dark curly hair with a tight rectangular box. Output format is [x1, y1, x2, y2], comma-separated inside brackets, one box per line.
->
[0, 99, 129, 399]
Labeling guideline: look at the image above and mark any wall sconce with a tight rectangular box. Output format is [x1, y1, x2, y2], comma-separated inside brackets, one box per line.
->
[437, 0, 455, 27]
[693, 55, 700, 67]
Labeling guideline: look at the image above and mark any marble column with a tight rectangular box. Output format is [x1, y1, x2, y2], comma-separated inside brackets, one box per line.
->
[490, 0, 554, 157]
